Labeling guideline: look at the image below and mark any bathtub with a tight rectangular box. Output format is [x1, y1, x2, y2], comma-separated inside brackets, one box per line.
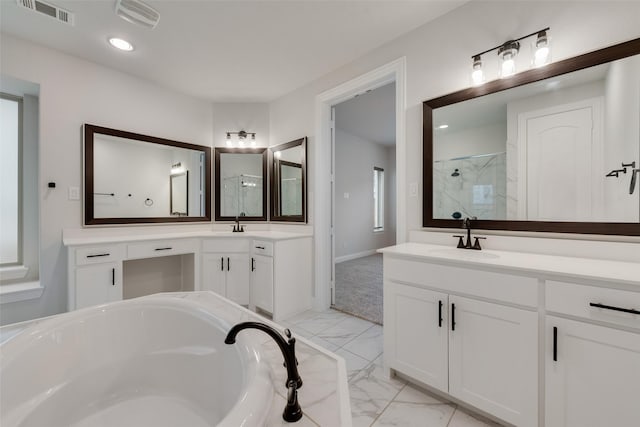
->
[0, 296, 274, 427]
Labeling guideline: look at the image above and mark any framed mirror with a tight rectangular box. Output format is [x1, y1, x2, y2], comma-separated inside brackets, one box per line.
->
[170, 171, 188, 216]
[424, 38, 640, 236]
[270, 137, 307, 222]
[84, 124, 211, 225]
[214, 147, 268, 221]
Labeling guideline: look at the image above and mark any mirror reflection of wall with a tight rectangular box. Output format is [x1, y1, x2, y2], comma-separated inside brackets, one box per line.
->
[431, 53, 640, 224]
[170, 171, 188, 216]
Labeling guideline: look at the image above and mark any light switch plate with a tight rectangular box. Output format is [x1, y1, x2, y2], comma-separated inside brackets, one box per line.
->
[68, 186, 80, 200]
[343, 192, 350, 199]
[409, 182, 418, 197]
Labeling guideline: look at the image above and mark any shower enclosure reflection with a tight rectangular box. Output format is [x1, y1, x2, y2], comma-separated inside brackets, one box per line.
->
[214, 148, 267, 221]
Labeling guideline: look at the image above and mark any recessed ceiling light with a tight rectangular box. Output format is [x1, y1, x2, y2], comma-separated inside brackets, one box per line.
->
[438, 124, 449, 129]
[108, 37, 134, 51]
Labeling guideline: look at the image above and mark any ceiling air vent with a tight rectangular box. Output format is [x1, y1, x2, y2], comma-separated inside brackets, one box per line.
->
[115, 0, 160, 29]
[16, 0, 75, 26]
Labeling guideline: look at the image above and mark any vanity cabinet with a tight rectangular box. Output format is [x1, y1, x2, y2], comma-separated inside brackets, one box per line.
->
[75, 262, 122, 309]
[384, 256, 539, 427]
[201, 239, 250, 306]
[251, 240, 274, 314]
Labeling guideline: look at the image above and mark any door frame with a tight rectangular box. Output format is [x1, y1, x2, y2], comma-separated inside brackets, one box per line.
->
[313, 57, 407, 310]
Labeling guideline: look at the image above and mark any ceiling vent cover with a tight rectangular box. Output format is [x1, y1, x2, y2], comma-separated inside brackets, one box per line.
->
[115, 0, 160, 29]
[16, 0, 74, 26]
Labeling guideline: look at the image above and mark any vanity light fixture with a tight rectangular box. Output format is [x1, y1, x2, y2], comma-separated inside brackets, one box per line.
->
[470, 27, 550, 84]
[225, 130, 257, 148]
[108, 37, 134, 51]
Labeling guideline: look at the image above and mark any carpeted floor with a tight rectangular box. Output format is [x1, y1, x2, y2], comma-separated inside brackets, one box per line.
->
[333, 254, 383, 325]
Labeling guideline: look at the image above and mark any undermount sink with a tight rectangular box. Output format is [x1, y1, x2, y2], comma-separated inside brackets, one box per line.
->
[427, 248, 500, 260]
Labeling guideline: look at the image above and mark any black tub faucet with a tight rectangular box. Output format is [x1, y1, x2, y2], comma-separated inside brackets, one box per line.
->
[225, 321, 303, 422]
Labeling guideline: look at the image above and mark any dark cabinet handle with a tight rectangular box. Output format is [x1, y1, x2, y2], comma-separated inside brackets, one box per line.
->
[154, 247, 172, 251]
[220, 257, 224, 271]
[438, 300, 443, 328]
[251, 257, 255, 272]
[589, 302, 640, 315]
[111, 268, 115, 286]
[87, 253, 110, 258]
[227, 257, 230, 271]
[553, 326, 558, 362]
[451, 303, 456, 331]
[255, 245, 265, 250]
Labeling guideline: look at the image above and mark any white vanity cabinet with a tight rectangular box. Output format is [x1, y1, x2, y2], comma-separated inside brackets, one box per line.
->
[383, 255, 539, 427]
[250, 240, 274, 314]
[545, 281, 640, 427]
[201, 238, 250, 306]
[68, 244, 126, 310]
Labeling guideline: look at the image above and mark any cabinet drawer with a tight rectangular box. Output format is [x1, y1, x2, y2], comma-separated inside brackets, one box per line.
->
[202, 238, 249, 253]
[384, 256, 538, 308]
[75, 244, 125, 266]
[252, 240, 273, 256]
[546, 280, 640, 330]
[127, 239, 197, 260]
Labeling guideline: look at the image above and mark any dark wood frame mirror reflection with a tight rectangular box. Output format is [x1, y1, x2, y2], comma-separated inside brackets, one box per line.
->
[84, 124, 211, 225]
[423, 38, 640, 236]
[270, 137, 307, 223]
[214, 147, 268, 222]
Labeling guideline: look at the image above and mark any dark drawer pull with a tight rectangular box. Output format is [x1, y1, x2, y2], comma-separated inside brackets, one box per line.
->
[154, 247, 172, 251]
[589, 302, 640, 315]
[553, 326, 558, 362]
[251, 257, 256, 272]
[451, 303, 456, 331]
[86, 253, 110, 258]
[255, 246, 265, 250]
[438, 300, 443, 328]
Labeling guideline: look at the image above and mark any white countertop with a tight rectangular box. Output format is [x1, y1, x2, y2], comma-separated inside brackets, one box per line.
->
[0, 291, 352, 426]
[379, 242, 640, 289]
[62, 228, 312, 246]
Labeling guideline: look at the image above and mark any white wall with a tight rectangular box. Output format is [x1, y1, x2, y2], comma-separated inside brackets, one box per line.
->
[335, 129, 396, 259]
[434, 122, 506, 161]
[0, 34, 214, 325]
[212, 103, 269, 148]
[269, 0, 640, 243]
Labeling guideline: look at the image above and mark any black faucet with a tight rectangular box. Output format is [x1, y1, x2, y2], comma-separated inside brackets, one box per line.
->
[225, 322, 303, 422]
[232, 215, 244, 232]
[453, 216, 485, 250]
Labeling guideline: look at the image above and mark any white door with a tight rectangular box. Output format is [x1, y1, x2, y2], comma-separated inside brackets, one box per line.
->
[225, 253, 250, 306]
[546, 316, 640, 427]
[201, 253, 226, 296]
[251, 254, 273, 313]
[448, 296, 538, 427]
[75, 262, 121, 309]
[519, 99, 603, 221]
[385, 282, 448, 392]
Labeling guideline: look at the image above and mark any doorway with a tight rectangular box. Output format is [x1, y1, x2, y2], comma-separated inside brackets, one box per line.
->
[331, 82, 397, 324]
[312, 57, 406, 314]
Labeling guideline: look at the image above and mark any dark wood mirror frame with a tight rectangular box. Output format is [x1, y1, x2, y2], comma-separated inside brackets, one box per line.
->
[270, 137, 307, 223]
[423, 38, 640, 236]
[214, 147, 268, 222]
[84, 124, 211, 225]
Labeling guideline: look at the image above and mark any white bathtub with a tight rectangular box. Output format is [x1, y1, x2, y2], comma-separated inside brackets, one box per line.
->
[0, 297, 274, 427]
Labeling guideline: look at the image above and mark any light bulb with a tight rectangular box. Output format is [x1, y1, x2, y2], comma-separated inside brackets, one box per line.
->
[533, 31, 551, 67]
[471, 55, 484, 85]
[498, 41, 519, 78]
[501, 56, 516, 77]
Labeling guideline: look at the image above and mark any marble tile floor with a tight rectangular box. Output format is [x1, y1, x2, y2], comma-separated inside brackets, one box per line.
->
[281, 308, 502, 427]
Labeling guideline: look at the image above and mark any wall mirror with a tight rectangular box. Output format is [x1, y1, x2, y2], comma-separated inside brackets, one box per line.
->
[424, 38, 640, 235]
[270, 137, 307, 222]
[214, 147, 267, 221]
[84, 124, 211, 225]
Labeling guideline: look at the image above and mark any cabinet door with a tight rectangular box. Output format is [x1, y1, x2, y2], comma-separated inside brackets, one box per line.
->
[251, 255, 273, 313]
[448, 296, 538, 427]
[546, 316, 640, 427]
[201, 254, 226, 296]
[225, 253, 250, 306]
[75, 262, 121, 309]
[385, 282, 448, 392]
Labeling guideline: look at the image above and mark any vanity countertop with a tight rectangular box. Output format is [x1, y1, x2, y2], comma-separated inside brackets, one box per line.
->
[62, 228, 312, 246]
[0, 291, 352, 427]
[379, 242, 640, 289]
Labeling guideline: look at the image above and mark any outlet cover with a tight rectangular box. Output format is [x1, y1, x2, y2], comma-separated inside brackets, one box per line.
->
[68, 186, 80, 200]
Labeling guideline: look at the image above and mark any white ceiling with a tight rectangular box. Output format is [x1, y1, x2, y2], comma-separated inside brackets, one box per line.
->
[0, 0, 464, 102]
[335, 81, 396, 146]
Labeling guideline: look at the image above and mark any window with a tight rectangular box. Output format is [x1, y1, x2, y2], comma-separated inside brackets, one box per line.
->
[0, 94, 22, 266]
[373, 167, 384, 231]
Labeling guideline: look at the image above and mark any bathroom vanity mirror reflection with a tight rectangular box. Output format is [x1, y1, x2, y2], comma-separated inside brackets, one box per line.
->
[84, 124, 211, 225]
[424, 38, 640, 235]
[270, 137, 307, 222]
[214, 147, 268, 221]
